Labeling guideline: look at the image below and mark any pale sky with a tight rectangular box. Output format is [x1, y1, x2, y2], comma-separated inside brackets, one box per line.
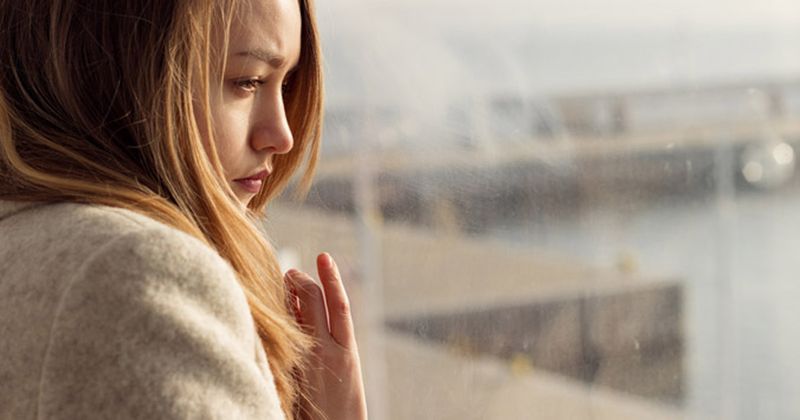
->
[318, 0, 800, 108]
[326, 0, 800, 29]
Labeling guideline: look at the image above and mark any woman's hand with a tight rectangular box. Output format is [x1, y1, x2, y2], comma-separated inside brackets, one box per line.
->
[285, 253, 368, 420]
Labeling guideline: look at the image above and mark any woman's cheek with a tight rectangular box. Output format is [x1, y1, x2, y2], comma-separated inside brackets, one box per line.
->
[213, 111, 252, 176]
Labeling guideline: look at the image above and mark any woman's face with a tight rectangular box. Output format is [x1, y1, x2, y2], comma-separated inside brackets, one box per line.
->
[203, 0, 302, 205]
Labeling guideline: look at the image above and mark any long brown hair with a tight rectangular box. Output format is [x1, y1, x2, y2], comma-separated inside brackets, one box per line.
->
[0, 0, 323, 416]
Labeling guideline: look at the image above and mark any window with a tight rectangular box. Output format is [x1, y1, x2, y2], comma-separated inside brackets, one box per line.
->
[272, 1, 800, 418]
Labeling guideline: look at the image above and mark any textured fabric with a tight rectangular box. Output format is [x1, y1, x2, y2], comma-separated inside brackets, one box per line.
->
[0, 201, 286, 420]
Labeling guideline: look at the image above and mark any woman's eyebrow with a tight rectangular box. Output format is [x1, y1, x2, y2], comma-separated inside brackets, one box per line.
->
[234, 48, 286, 68]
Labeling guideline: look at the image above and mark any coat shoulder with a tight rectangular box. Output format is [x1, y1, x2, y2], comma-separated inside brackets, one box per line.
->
[0, 201, 286, 419]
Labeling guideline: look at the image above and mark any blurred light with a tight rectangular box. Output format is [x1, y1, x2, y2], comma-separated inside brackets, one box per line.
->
[742, 161, 764, 183]
[740, 140, 796, 189]
[773, 142, 795, 165]
[509, 353, 534, 376]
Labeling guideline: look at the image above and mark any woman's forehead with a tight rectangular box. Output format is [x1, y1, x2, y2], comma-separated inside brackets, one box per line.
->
[228, 0, 301, 63]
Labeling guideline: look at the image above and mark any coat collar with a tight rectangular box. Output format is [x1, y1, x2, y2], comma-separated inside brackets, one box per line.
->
[0, 201, 46, 222]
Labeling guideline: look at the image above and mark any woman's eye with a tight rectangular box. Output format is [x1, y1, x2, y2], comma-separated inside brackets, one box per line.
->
[230, 77, 290, 97]
[234, 79, 264, 93]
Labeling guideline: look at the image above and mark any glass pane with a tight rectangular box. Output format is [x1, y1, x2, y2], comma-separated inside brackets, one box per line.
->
[272, 1, 800, 418]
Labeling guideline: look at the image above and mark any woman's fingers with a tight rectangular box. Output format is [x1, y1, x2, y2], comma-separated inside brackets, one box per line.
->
[284, 253, 357, 351]
[285, 269, 329, 338]
[316, 253, 357, 350]
[286, 258, 369, 420]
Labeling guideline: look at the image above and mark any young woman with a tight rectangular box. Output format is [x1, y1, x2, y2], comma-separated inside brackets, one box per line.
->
[0, 0, 367, 419]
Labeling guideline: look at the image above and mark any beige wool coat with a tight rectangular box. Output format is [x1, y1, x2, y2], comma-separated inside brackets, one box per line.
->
[0, 200, 286, 419]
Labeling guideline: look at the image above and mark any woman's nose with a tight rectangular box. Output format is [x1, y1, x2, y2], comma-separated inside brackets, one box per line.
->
[249, 95, 294, 155]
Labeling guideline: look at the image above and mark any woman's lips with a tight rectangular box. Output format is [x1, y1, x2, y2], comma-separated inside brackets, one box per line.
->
[233, 170, 269, 194]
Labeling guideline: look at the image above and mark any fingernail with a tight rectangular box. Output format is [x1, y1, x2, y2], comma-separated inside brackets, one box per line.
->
[320, 252, 333, 268]
[286, 269, 299, 279]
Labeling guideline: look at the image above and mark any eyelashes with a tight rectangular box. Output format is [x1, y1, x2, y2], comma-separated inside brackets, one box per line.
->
[234, 79, 265, 93]
[233, 78, 291, 96]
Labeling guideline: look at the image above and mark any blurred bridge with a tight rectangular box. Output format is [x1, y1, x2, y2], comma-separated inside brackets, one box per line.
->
[317, 78, 800, 178]
[304, 78, 800, 233]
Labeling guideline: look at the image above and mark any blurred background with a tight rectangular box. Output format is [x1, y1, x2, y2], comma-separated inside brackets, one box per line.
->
[269, 0, 800, 418]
